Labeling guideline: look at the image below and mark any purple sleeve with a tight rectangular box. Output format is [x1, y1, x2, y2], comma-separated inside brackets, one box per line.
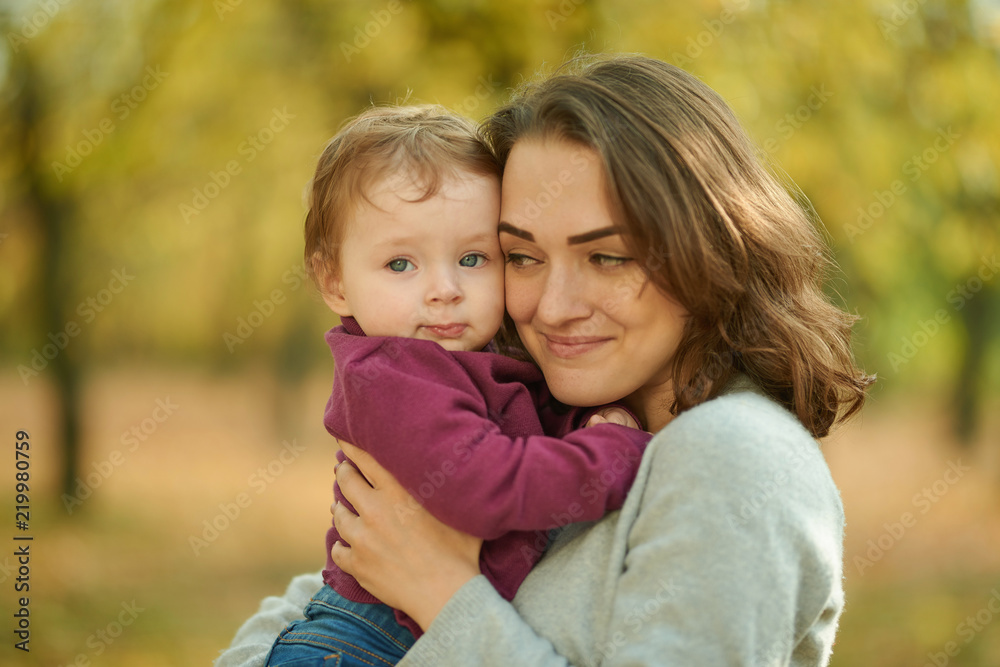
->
[333, 339, 652, 540]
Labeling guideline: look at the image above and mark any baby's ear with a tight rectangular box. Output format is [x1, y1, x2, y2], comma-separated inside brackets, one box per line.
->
[321, 278, 352, 317]
[312, 252, 352, 317]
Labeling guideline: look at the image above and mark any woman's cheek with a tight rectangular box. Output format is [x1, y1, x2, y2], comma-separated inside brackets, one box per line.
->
[603, 268, 645, 308]
[504, 273, 535, 323]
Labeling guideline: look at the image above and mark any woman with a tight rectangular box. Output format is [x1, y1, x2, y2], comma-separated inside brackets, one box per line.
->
[218, 54, 871, 666]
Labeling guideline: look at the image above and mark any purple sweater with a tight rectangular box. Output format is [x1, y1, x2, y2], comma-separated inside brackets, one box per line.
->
[322, 317, 651, 636]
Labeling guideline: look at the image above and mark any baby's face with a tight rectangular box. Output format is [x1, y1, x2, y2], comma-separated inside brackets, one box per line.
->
[325, 170, 504, 352]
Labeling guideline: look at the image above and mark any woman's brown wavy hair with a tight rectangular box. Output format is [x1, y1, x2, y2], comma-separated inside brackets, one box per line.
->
[483, 54, 873, 438]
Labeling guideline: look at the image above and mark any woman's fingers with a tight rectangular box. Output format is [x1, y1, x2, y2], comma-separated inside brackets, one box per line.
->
[327, 452, 484, 628]
[329, 528, 353, 571]
[331, 496, 370, 578]
[335, 460, 373, 517]
[331, 500, 358, 543]
[338, 440, 387, 488]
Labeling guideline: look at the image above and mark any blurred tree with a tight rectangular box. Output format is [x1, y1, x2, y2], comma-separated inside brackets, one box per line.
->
[871, 0, 1000, 444]
[676, 0, 1000, 444]
[1, 0, 198, 500]
[5, 45, 84, 502]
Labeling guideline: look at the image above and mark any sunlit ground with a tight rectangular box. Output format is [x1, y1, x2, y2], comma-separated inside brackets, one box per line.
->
[1, 370, 998, 666]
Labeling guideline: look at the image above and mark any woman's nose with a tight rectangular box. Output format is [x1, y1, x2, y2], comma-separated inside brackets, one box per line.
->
[535, 266, 591, 325]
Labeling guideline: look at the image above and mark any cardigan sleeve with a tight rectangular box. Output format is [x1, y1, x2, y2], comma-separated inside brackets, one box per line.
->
[398, 393, 845, 666]
[213, 571, 321, 667]
[334, 338, 651, 540]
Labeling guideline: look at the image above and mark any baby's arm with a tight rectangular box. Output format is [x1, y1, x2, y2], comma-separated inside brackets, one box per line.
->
[333, 338, 652, 541]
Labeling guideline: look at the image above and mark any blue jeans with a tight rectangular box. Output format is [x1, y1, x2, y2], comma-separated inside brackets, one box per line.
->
[266, 585, 416, 666]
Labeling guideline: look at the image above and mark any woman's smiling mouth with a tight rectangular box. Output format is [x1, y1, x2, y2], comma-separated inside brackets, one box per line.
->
[539, 333, 613, 359]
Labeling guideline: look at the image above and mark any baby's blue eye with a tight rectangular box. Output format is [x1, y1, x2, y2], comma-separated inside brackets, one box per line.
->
[459, 253, 486, 268]
[387, 259, 415, 272]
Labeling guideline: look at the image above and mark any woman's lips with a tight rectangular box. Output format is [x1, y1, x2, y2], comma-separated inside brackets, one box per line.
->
[541, 333, 611, 359]
[424, 323, 468, 338]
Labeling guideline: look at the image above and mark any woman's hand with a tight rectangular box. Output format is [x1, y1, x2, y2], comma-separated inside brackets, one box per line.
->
[331, 439, 483, 631]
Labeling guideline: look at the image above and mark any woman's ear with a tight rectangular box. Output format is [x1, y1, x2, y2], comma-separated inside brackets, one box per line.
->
[312, 252, 352, 317]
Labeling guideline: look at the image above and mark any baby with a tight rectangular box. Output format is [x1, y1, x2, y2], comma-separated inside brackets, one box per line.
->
[266, 105, 651, 666]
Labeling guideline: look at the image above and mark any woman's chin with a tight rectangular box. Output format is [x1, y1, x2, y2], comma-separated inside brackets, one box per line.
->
[546, 376, 621, 409]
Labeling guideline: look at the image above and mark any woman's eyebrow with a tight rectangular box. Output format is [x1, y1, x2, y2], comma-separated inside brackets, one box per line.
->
[567, 226, 624, 245]
[498, 221, 534, 241]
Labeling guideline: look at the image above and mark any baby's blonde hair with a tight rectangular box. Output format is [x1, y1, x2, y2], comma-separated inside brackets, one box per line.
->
[304, 105, 500, 291]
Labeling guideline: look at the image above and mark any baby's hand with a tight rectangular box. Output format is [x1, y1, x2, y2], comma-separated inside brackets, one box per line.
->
[585, 406, 640, 430]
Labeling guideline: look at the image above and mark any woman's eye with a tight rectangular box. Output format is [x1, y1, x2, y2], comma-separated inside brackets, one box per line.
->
[504, 253, 539, 267]
[591, 254, 631, 267]
[387, 258, 415, 272]
[459, 253, 486, 268]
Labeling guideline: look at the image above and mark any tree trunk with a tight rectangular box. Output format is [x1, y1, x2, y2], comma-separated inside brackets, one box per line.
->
[952, 291, 992, 446]
[13, 51, 84, 502]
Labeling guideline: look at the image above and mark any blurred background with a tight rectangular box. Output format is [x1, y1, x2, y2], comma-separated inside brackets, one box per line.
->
[1, 0, 999, 664]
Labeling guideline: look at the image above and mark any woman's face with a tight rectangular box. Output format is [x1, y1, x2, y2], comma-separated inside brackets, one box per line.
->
[499, 138, 688, 431]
